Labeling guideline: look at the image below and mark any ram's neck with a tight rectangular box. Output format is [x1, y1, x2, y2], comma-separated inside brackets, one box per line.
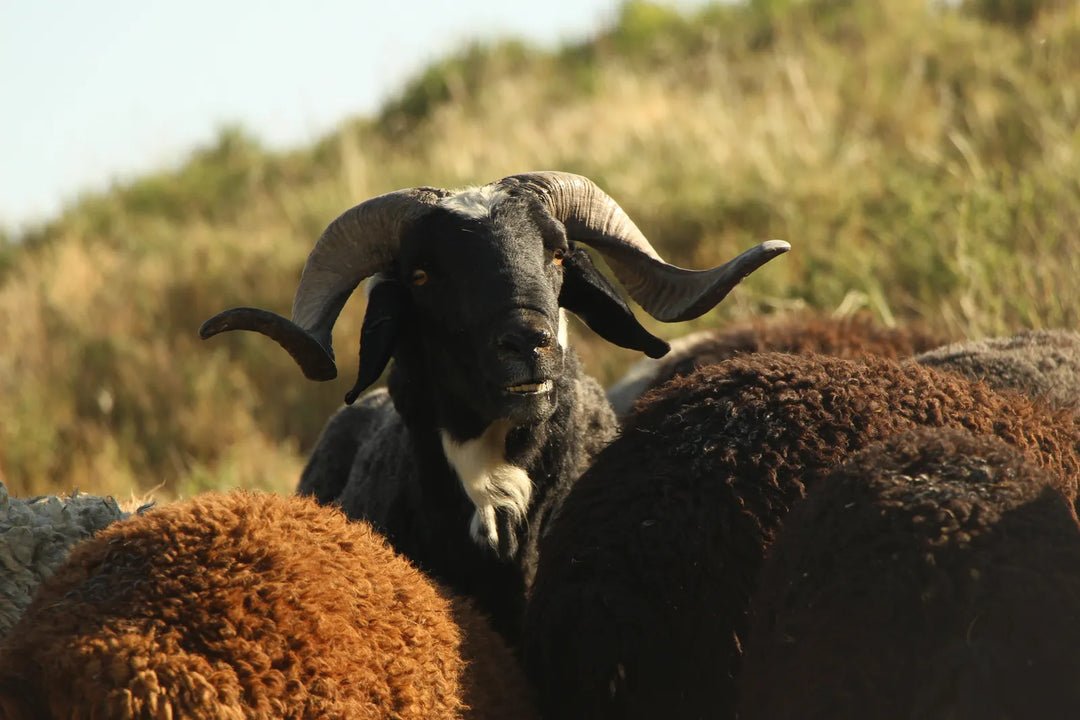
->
[387, 351, 592, 558]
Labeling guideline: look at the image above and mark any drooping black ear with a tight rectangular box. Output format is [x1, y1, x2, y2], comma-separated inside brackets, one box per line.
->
[344, 279, 411, 404]
[559, 249, 670, 359]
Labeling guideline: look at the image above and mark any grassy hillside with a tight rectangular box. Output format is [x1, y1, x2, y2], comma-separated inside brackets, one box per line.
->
[3, 0, 1079, 498]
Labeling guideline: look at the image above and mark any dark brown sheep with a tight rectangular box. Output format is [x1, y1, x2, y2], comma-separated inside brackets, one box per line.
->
[524, 353, 1080, 720]
[0, 491, 538, 720]
[607, 312, 949, 417]
[740, 427, 1080, 720]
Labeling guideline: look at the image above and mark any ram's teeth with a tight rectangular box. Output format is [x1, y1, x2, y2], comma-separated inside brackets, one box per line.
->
[506, 381, 552, 394]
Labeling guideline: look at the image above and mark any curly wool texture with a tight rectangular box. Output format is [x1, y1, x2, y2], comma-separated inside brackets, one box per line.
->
[740, 427, 1080, 720]
[0, 484, 136, 638]
[524, 353, 1080, 720]
[0, 491, 538, 720]
[917, 329, 1080, 411]
[607, 312, 949, 417]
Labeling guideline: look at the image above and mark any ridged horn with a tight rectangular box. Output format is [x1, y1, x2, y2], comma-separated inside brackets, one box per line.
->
[502, 171, 790, 322]
[199, 187, 448, 380]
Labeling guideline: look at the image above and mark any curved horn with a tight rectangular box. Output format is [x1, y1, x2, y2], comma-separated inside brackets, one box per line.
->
[502, 171, 790, 322]
[199, 187, 447, 380]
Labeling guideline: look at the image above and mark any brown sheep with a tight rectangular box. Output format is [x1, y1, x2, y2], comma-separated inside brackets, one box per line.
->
[0, 491, 538, 720]
[606, 311, 949, 417]
[524, 353, 1080, 720]
[740, 427, 1080, 720]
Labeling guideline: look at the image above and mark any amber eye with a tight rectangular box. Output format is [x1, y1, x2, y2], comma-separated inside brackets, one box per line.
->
[552, 248, 566, 265]
[411, 269, 429, 286]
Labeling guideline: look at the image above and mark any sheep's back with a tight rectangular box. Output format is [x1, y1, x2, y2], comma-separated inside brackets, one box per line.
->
[0, 486, 133, 638]
[740, 427, 1080, 719]
[525, 352, 1080, 720]
[917, 329, 1080, 412]
[607, 312, 949, 417]
[298, 389, 408, 505]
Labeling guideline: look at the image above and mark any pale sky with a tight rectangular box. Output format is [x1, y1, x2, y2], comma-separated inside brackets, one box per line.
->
[0, 0, 707, 231]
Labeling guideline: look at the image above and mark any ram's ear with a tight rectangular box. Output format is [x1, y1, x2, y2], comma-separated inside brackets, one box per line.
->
[345, 279, 410, 404]
[559, 249, 670, 358]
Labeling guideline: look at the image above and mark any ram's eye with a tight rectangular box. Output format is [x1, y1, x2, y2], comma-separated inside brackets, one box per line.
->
[411, 269, 429, 286]
[552, 248, 565, 265]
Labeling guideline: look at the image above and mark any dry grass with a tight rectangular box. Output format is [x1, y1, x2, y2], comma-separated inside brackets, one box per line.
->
[2, 0, 1079, 498]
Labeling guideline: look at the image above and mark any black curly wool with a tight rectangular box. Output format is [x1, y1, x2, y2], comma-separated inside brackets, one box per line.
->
[740, 427, 1080, 720]
[524, 352, 1080, 720]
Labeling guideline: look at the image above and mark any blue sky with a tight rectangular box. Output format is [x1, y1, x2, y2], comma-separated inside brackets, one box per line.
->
[1, 0, 706, 230]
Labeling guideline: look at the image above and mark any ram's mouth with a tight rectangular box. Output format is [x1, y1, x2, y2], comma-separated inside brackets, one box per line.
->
[505, 380, 553, 395]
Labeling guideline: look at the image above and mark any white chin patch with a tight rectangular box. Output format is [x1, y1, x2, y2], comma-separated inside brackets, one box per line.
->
[439, 185, 509, 220]
[440, 421, 532, 550]
[469, 507, 498, 548]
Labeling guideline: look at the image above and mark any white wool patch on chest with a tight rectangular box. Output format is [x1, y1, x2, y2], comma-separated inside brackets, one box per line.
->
[440, 421, 532, 549]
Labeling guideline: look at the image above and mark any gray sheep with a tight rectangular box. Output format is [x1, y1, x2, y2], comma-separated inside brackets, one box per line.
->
[201, 171, 788, 642]
[916, 329, 1080, 411]
[740, 427, 1080, 720]
[524, 352, 1080, 720]
[0, 483, 145, 637]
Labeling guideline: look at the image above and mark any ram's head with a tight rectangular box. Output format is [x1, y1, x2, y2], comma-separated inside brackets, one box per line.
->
[201, 172, 788, 426]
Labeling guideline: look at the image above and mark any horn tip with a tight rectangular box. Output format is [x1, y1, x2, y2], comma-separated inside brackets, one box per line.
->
[198, 321, 217, 340]
[199, 309, 243, 339]
[761, 239, 791, 255]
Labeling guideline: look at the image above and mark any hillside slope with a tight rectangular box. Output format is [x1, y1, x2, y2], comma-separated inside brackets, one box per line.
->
[2, 0, 1078, 497]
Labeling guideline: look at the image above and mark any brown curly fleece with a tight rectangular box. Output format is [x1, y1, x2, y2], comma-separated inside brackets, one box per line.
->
[607, 311, 950, 416]
[524, 353, 1080, 720]
[740, 427, 1080, 720]
[0, 491, 537, 720]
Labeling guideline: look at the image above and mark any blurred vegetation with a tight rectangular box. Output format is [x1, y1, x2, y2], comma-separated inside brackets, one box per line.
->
[3, 0, 1079, 499]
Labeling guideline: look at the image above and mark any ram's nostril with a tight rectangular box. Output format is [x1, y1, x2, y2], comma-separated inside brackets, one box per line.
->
[498, 324, 554, 357]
